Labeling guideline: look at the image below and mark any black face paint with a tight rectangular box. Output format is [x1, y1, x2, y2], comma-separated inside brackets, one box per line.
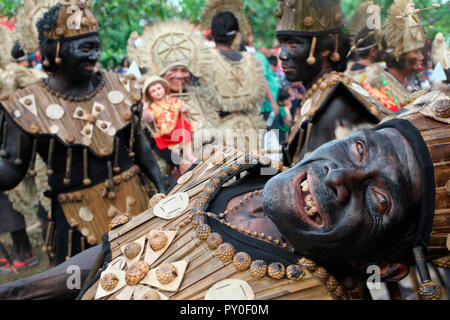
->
[277, 35, 322, 84]
[58, 35, 101, 83]
[262, 127, 422, 264]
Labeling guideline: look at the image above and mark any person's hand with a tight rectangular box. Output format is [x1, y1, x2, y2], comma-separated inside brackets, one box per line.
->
[180, 103, 190, 113]
[143, 109, 154, 123]
[271, 102, 279, 115]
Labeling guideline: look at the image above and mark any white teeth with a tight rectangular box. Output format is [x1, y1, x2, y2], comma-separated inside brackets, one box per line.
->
[301, 180, 310, 192]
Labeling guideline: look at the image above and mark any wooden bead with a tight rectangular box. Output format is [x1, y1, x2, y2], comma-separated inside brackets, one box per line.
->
[268, 262, 285, 280]
[124, 242, 141, 260]
[156, 263, 178, 284]
[100, 273, 119, 291]
[196, 224, 211, 240]
[87, 235, 97, 245]
[250, 260, 267, 279]
[206, 233, 223, 249]
[149, 232, 168, 251]
[216, 243, 235, 263]
[314, 266, 329, 281]
[233, 252, 251, 271]
[125, 261, 150, 286]
[286, 265, 304, 280]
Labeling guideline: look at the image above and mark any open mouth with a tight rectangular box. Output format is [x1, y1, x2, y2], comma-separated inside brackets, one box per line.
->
[296, 173, 324, 228]
[282, 65, 294, 73]
[82, 63, 95, 72]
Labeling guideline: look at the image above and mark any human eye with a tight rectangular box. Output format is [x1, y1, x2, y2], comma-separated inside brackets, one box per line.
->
[350, 140, 366, 162]
[368, 186, 391, 216]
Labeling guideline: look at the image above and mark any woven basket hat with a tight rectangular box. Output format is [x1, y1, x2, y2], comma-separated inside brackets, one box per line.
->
[15, 0, 98, 55]
[275, 0, 343, 37]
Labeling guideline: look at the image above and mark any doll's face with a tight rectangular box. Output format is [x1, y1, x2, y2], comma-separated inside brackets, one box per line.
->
[147, 82, 166, 101]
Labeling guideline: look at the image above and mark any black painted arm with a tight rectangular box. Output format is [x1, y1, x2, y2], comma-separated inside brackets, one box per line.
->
[133, 128, 168, 194]
[0, 245, 102, 300]
[0, 110, 32, 191]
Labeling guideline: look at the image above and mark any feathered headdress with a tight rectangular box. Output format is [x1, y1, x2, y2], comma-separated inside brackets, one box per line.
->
[432, 32, 450, 70]
[127, 19, 213, 78]
[385, 0, 425, 60]
[15, 0, 60, 54]
[348, 1, 383, 51]
[0, 24, 16, 68]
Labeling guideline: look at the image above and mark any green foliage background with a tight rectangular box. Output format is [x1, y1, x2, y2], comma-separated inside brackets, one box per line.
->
[1, 0, 448, 69]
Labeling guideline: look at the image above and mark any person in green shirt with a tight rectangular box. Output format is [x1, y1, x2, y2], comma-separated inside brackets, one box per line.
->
[276, 89, 293, 143]
[254, 50, 280, 128]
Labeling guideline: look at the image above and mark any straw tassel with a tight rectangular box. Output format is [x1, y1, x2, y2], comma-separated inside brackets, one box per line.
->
[83, 148, 91, 186]
[413, 246, 442, 300]
[107, 160, 115, 199]
[63, 148, 73, 185]
[307, 36, 318, 65]
[27, 138, 38, 177]
[128, 116, 136, 158]
[0, 116, 9, 158]
[113, 136, 120, 173]
[14, 134, 23, 166]
[66, 229, 73, 261]
[46, 137, 55, 176]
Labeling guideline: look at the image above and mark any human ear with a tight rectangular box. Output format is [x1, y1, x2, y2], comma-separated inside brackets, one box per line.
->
[378, 262, 410, 281]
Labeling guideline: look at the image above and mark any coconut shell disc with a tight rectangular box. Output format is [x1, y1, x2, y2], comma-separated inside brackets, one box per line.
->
[153, 192, 189, 220]
[205, 279, 254, 300]
[141, 259, 188, 292]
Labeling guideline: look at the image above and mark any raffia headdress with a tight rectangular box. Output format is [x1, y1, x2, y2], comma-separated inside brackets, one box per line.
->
[0, 24, 16, 68]
[348, 1, 383, 51]
[432, 32, 450, 70]
[16, 0, 98, 54]
[385, 0, 425, 60]
[200, 0, 252, 41]
[127, 19, 213, 78]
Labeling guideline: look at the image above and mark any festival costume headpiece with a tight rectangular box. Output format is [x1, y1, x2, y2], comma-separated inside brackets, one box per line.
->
[432, 32, 450, 70]
[200, 0, 252, 42]
[127, 19, 212, 78]
[16, 0, 98, 65]
[348, 1, 382, 52]
[0, 24, 15, 68]
[275, 0, 343, 65]
[385, 0, 425, 60]
[379, 92, 450, 299]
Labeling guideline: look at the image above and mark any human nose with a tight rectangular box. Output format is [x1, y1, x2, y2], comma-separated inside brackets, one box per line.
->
[323, 163, 366, 205]
[279, 45, 289, 61]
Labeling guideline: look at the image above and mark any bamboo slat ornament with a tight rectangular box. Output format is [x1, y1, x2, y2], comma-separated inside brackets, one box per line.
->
[14, 134, 23, 166]
[27, 138, 38, 177]
[307, 37, 317, 65]
[0, 118, 8, 158]
[113, 136, 120, 173]
[47, 137, 55, 176]
[107, 160, 115, 199]
[128, 115, 135, 159]
[66, 229, 73, 261]
[42, 221, 55, 253]
[81, 236, 86, 252]
[303, 122, 314, 154]
[83, 148, 91, 186]
[64, 148, 73, 185]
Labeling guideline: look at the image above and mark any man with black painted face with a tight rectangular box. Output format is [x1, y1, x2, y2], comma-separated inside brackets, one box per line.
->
[275, 0, 391, 166]
[0, 1, 167, 267]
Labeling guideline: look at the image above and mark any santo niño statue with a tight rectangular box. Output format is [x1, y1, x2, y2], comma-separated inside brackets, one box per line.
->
[0, 0, 167, 265]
